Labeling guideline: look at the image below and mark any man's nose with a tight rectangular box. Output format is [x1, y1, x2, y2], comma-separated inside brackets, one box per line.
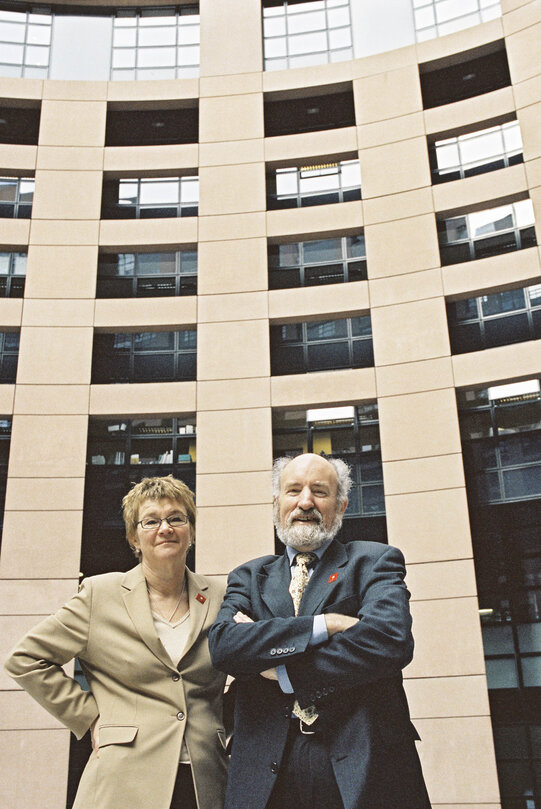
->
[297, 487, 315, 509]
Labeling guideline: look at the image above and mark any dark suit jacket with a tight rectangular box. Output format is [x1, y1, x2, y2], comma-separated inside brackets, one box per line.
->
[208, 539, 431, 809]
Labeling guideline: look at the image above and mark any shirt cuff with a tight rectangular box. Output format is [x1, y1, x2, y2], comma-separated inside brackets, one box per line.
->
[310, 613, 329, 646]
[276, 665, 294, 693]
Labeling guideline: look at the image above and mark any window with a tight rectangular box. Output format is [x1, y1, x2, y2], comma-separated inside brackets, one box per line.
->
[96, 250, 197, 298]
[0, 252, 26, 298]
[0, 177, 34, 219]
[414, 0, 501, 43]
[272, 404, 386, 543]
[270, 315, 373, 375]
[101, 176, 198, 219]
[264, 87, 355, 137]
[430, 120, 523, 184]
[448, 285, 541, 354]
[91, 330, 196, 384]
[0, 6, 52, 79]
[438, 199, 537, 266]
[268, 234, 365, 289]
[0, 418, 11, 548]
[0, 332, 19, 383]
[262, 0, 353, 72]
[267, 159, 361, 210]
[111, 5, 200, 80]
[105, 105, 198, 147]
[420, 44, 511, 109]
[0, 104, 40, 145]
[87, 416, 195, 468]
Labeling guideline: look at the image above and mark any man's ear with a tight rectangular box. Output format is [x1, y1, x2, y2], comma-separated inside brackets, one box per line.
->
[339, 497, 348, 516]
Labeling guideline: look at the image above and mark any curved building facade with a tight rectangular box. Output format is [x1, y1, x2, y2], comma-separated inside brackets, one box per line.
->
[0, 0, 540, 807]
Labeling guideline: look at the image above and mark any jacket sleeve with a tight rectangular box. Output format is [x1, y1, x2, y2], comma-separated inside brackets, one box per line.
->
[3, 579, 99, 739]
[286, 545, 414, 707]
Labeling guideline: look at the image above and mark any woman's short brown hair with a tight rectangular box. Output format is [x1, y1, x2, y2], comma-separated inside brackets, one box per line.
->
[122, 475, 196, 559]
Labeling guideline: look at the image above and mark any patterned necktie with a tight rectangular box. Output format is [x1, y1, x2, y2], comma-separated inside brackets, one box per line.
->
[289, 552, 319, 725]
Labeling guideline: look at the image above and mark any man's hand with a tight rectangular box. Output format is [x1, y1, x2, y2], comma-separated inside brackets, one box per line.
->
[90, 716, 100, 751]
[324, 613, 360, 636]
[233, 613, 278, 681]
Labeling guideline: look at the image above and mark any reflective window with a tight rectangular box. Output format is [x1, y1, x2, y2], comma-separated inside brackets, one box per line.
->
[0, 332, 20, 383]
[101, 176, 198, 219]
[438, 199, 537, 265]
[267, 159, 361, 209]
[0, 6, 52, 78]
[0, 417, 11, 549]
[420, 46, 511, 109]
[96, 250, 196, 298]
[268, 234, 365, 289]
[91, 330, 196, 383]
[263, 0, 353, 71]
[0, 177, 34, 219]
[413, 0, 501, 43]
[0, 252, 26, 298]
[431, 120, 523, 183]
[87, 416, 195, 468]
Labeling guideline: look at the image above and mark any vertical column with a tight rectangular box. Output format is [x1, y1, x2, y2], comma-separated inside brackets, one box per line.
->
[0, 81, 106, 809]
[356, 62, 501, 806]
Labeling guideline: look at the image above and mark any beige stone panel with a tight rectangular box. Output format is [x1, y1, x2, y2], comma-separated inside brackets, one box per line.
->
[197, 378, 270, 412]
[32, 170, 102, 221]
[361, 138, 431, 199]
[266, 200, 363, 239]
[106, 79, 198, 103]
[264, 127, 357, 165]
[378, 388, 461, 460]
[0, 579, 76, 615]
[423, 86, 515, 137]
[43, 80, 107, 101]
[0, 217, 30, 244]
[407, 559, 477, 601]
[414, 716, 500, 804]
[99, 217, 197, 247]
[22, 299, 94, 327]
[514, 72, 541, 110]
[269, 281, 369, 323]
[196, 504, 274, 574]
[363, 187, 433, 226]
[432, 163, 528, 215]
[16, 327, 92, 384]
[502, 0, 533, 11]
[200, 94, 263, 143]
[452, 338, 541, 390]
[385, 488, 473, 563]
[503, 0, 541, 34]
[351, 44, 419, 80]
[103, 144, 198, 173]
[0, 729, 70, 809]
[24, 245, 98, 299]
[442, 245, 540, 300]
[200, 73, 262, 97]
[94, 296, 196, 330]
[526, 154, 541, 190]
[39, 100, 106, 147]
[0, 511, 82, 579]
[0, 298, 22, 326]
[271, 367, 377, 409]
[376, 357, 455, 397]
[36, 146, 103, 172]
[517, 102, 541, 161]
[199, 139, 265, 168]
[199, 164, 266, 216]
[197, 320, 270, 380]
[200, 0, 262, 77]
[0, 143, 36, 171]
[415, 17, 503, 63]
[372, 298, 450, 367]
[198, 212, 266, 242]
[89, 380, 196, 416]
[404, 675, 490, 719]
[506, 21, 541, 83]
[369, 268, 443, 309]
[29, 219, 99, 246]
[196, 470, 272, 507]
[264, 60, 353, 93]
[8, 415, 87, 478]
[0, 76, 42, 100]
[408, 597, 485, 677]
[357, 113, 426, 150]
[383, 453, 465, 496]
[0, 384, 15, 413]
[5, 477, 85, 511]
[198, 237, 267, 295]
[198, 291, 267, 323]
[365, 214, 440, 279]
[14, 385, 89, 415]
[354, 65, 423, 125]
[0, 691, 64, 730]
[197, 407, 272, 474]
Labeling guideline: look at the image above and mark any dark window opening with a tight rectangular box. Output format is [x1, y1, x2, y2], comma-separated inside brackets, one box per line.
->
[96, 250, 197, 298]
[0, 104, 40, 145]
[420, 45, 511, 109]
[0, 176, 34, 219]
[91, 330, 196, 384]
[101, 176, 198, 220]
[264, 88, 355, 137]
[267, 158, 361, 210]
[105, 105, 198, 147]
[268, 233, 366, 289]
[0, 251, 26, 297]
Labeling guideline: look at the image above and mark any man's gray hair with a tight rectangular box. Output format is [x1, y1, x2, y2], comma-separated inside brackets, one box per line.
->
[272, 454, 352, 506]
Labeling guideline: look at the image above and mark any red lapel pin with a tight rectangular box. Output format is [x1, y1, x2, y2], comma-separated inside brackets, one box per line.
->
[328, 573, 338, 583]
[196, 593, 206, 604]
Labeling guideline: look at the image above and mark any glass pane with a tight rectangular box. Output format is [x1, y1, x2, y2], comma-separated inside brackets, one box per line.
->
[328, 27, 351, 49]
[27, 24, 50, 45]
[328, 7, 350, 27]
[307, 341, 349, 370]
[180, 178, 199, 203]
[503, 465, 541, 499]
[0, 21, 25, 43]
[275, 168, 298, 196]
[179, 250, 197, 274]
[138, 27, 176, 46]
[177, 25, 200, 45]
[306, 319, 347, 340]
[134, 332, 175, 351]
[178, 330, 196, 349]
[485, 657, 519, 688]
[482, 625, 515, 655]
[521, 656, 541, 687]
[265, 37, 287, 58]
[351, 316, 372, 336]
[303, 238, 342, 263]
[340, 160, 361, 187]
[1, 43, 24, 64]
[25, 46, 49, 66]
[140, 179, 179, 205]
[134, 353, 174, 381]
[264, 17, 286, 37]
[130, 438, 172, 464]
[287, 11, 326, 35]
[137, 47, 176, 68]
[346, 234, 365, 258]
[137, 253, 176, 275]
[503, 121, 523, 153]
[113, 27, 136, 46]
[177, 45, 199, 66]
[288, 31, 327, 55]
[0, 180, 17, 202]
[112, 49, 136, 69]
[517, 623, 541, 653]
[481, 288, 526, 316]
[362, 484, 385, 513]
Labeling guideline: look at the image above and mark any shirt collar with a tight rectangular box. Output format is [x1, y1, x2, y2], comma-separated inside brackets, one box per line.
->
[286, 540, 333, 567]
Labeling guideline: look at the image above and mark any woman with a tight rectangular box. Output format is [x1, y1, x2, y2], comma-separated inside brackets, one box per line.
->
[4, 475, 228, 809]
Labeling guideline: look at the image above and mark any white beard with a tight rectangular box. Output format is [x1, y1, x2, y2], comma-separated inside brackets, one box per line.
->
[274, 505, 343, 551]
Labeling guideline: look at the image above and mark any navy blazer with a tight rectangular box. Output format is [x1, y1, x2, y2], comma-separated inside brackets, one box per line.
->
[209, 539, 431, 809]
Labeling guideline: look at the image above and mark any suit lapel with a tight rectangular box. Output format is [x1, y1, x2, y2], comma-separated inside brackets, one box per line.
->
[298, 540, 349, 616]
[180, 569, 210, 661]
[258, 553, 295, 617]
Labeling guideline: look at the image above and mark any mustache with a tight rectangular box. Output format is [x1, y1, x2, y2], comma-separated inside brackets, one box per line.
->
[288, 508, 322, 525]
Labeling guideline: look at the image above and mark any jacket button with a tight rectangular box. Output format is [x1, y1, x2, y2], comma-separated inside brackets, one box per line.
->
[172, 673, 180, 682]
[277, 648, 283, 655]
[270, 648, 276, 656]
[176, 711, 185, 721]
[271, 762, 279, 774]
[315, 691, 322, 699]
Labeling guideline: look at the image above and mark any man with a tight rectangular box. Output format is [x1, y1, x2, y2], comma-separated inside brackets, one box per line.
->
[209, 453, 430, 809]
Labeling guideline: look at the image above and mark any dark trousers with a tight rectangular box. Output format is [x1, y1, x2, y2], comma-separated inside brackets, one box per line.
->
[170, 763, 198, 809]
[266, 721, 344, 809]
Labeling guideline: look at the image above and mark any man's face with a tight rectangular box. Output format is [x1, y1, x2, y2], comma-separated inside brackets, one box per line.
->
[274, 454, 347, 551]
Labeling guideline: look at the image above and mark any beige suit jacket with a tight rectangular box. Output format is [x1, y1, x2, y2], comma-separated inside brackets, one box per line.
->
[4, 564, 228, 809]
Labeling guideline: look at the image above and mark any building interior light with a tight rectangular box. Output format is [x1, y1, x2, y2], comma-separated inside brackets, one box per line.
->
[488, 379, 540, 401]
[307, 406, 355, 422]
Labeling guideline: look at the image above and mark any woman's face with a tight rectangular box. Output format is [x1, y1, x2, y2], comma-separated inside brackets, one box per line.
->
[132, 497, 193, 567]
